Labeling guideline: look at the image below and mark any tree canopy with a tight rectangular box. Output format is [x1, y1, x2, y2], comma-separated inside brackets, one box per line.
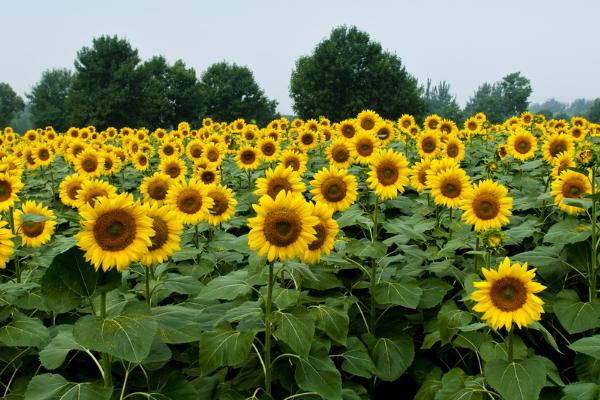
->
[290, 26, 426, 121]
[423, 80, 464, 123]
[27, 69, 74, 131]
[0, 83, 25, 128]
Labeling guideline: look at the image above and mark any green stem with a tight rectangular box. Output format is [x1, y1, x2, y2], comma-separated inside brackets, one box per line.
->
[119, 364, 131, 400]
[264, 262, 274, 397]
[474, 237, 479, 272]
[100, 291, 112, 387]
[370, 197, 380, 333]
[145, 265, 153, 307]
[8, 207, 19, 283]
[448, 207, 454, 240]
[507, 329, 514, 363]
[590, 167, 597, 302]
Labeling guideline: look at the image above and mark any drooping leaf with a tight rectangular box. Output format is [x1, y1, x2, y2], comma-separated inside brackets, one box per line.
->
[374, 278, 422, 309]
[554, 290, 600, 334]
[0, 312, 50, 348]
[39, 325, 82, 370]
[199, 329, 255, 374]
[273, 309, 315, 358]
[371, 335, 414, 381]
[484, 356, 547, 400]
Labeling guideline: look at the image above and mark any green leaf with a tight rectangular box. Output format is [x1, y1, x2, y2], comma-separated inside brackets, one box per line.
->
[41, 247, 98, 313]
[570, 335, 600, 360]
[544, 218, 591, 245]
[371, 335, 414, 381]
[19, 213, 51, 223]
[273, 309, 315, 357]
[511, 245, 563, 267]
[73, 301, 158, 363]
[199, 329, 255, 374]
[295, 351, 342, 400]
[171, 244, 205, 262]
[554, 290, 600, 334]
[311, 302, 349, 345]
[195, 269, 252, 301]
[484, 356, 547, 400]
[24, 373, 112, 400]
[562, 382, 600, 400]
[152, 305, 205, 344]
[341, 337, 375, 378]
[374, 278, 422, 309]
[418, 278, 451, 309]
[345, 239, 388, 259]
[438, 301, 473, 344]
[0, 312, 50, 348]
[39, 325, 82, 370]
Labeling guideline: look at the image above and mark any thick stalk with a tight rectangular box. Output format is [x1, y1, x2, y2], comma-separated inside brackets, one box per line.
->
[507, 329, 514, 363]
[370, 197, 380, 333]
[474, 237, 480, 272]
[145, 265, 153, 307]
[448, 207, 454, 240]
[590, 168, 597, 301]
[264, 262, 274, 397]
[100, 291, 112, 387]
[8, 207, 20, 283]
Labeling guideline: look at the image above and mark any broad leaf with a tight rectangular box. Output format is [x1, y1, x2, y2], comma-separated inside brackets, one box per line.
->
[39, 325, 82, 370]
[273, 309, 315, 357]
[0, 312, 50, 348]
[484, 356, 546, 400]
[554, 290, 600, 334]
[199, 329, 255, 374]
[371, 335, 414, 381]
[374, 278, 422, 309]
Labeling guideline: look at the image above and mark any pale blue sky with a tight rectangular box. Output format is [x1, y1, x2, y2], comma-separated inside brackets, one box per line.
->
[1, 0, 599, 114]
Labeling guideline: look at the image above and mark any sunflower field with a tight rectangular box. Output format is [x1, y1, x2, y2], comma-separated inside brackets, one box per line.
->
[0, 111, 599, 400]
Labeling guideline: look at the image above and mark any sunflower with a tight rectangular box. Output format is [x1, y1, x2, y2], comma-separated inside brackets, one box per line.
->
[14, 201, 57, 248]
[542, 134, 574, 163]
[351, 131, 381, 165]
[568, 126, 586, 142]
[257, 137, 280, 163]
[326, 139, 354, 169]
[32, 144, 54, 167]
[301, 202, 339, 264]
[497, 144, 509, 160]
[398, 114, 416, 132]
[194, 164, 221, 186]
[0, 173, 23, 212]
[236, 146, 260, 170]
[255, 165, 305, 199]
[0, 220, 14, 269]
[202, 143, 225, 165]
[338, 119, 358, 140]
[472, 257, 545, 331]
[367, 149, 410, 200]
[75, 179, 118, 209]
[132, 152, 151, 172]
[507, 129, 537, 161]
[424, 114, 442, 131]
[74, 149, 104, 177]
[417, 131, 441, 159]
[22, 148, 39, 170]
[76, 193, 154, 271]
[460, 180, 512, 232]
[205, 184, 238, 225]
[139, 204, 183, 267]
[375, 122, 396, 145]
[427, 167, 472, 208]
[165, 178, 214, 225]
[441, 135, 465, 162]
[550, 170, 592, 215]
[159, 156, 187, 181]
[356, 110, 382, 132]
[464, 117, 482, 134]
[278, 149, 308, 177]
[59, 174, 88, 208]
[158, 141, 180, 158]
[140, 173, 172, 206]
[185, 139, 204, 162]
[410, 159, 433, 192]
[298, 130, 318, 151]
[310, 166, 358, 212]
[551, 151, 575, 177]
[101, 152, 122, 175]
[247, 190, 318, 262]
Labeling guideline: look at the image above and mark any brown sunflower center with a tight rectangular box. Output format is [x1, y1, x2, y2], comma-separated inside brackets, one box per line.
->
[267, 177, 292, 199]
[357, 139, 374, 157]
[38, 149, 50, 160]
[341, 125, 355, 138]
[549, 141, 566, 158]
[201, 171, 216, 184]
[332, 146, 350, 163]
[67, 183, 82, 200]
[163, 145, 174, 156]
[301, 134, 314, 145]
[490, 277, 527, 311]
[361, 118, 375, 130]
[473, 195, 500, 220]
[263, 210, 302, 247]
[284, 158, 300, 171]
[262, 143, 276, 156]
[93, 210, 137, 251]
[148, 181, 168, 200]
[377, 128, 391, 141]
[446, 144, 459, 158]
[563, 183, 583, 198]
[0, 180, 12, 201]
[308, 223, 327, 251]
[206, 149, 219, 162]
[191, 147, 203, 158]
[468, 121, 477, 131]
[82, 157, 97, 172]
[422, 137, 437, 153]
[21, 220, 45, 238]
[209, 192, 229, 216]
[83, 189, 108, 207]
[176, 189, 203, 214]
[441, 179, 462, 198]
[104, 158, 114, 171]
[320, 176, 347, 202]
[516, 138, 531, 154]
[148, 217, 169, 251]
[376, 162, 399, 186]
[241, 150, 256, 164]
[137, 155, 147, 166]
[166, 164, 181, 178]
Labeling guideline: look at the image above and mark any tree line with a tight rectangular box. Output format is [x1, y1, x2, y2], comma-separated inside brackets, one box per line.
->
[1, 26, 599, 131]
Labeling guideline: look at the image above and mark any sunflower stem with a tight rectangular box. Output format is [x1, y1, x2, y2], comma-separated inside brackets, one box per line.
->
[264, 261, 274, 397]
[370, 196, 380, 333]
[8, 207, 20, 283]
[145, 265, 153, 307]
[474, 237, 480, 272]
[99, 291, 112, 387]
[590, 167, 597, 302]
[507, 329, 514, 363]
[448, 207, 453, 240]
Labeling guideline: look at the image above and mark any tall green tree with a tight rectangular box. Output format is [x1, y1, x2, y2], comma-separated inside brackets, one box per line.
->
[166, 60, 203, 127]
[67, 35, 143, 129]
[0, 83, 25, 128]
[464, 72, 532, 123]
[27, 69, 74, 131]
[198, 62, 278, 125]
[290, 26, 426, 121]
[588, 98, 600, 123]
[423, 80, 464, 123]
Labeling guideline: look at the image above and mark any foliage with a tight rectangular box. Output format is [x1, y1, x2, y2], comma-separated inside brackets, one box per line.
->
[27, 69, 74, 132]
[423, 80, 464, 123]
[290, 25, 427, 121]
[0, 82, 25, 128]
[588, 98, 600, 123]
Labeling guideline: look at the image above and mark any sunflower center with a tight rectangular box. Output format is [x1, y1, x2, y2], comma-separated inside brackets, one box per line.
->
[361, 118, 375, 130]
[209, 192, 229, 216]
[167, 165, 180, 178]
[241, 150, 256, 164]
[82, 158, 97, 172]
[321, 177, 347, 202]
[441, 180, 461, 198]
[148, 217, 169, 251]
[38, 149, 50, 160]
[138, 155, 147, 166]
[191, 147, 202, 158]
[0, 180, 12, 201]
[301, 134, 314, 145]
[264, 210, 301, 247]
[84, 189, 108, 207]
[201, 171, 216, 184]
[206, 149, 219, 162]
[177, 189, 203, 214]
[490, 277, 527, 311]
[563, 183, 583, 198]
[308, 223, 327, 250]
[516, 139, 531, 154]
[378, 128, 390, 141]
[468, 122, 477, 131]
[148, 181, 168, 200]
[550, 142, 566, 158]
[67, 183, 82, 200]
[262, 143, 276, 156]
[332, 147, 350, 163]
[377, 162, 399, 186]
[342, 125, 355, 138]
[93, 210, 137, 251]
[284, 158, 300, 171]
[446, 144, 459, 158]
[21, 221, 45, 238]
[473, 196, 499, 220]
[422, 138, 437, 153]
[163, 145, 174, 156]
[357, 140, 374, 157]
[267, 177, 292, 199]
[104, 158, 113, 170]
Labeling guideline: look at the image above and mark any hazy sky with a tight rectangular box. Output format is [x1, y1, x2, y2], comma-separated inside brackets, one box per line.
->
[1, 0, 599, 115]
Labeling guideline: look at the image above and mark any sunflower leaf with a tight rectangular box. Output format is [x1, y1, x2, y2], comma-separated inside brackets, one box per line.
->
[484, 356, 547, 400]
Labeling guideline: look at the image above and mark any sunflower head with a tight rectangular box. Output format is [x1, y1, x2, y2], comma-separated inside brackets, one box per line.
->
[351, 131, 381, 164]
[0, 173, 24, 212]
[15, 200, 57, 248]
[141, 173, 172, 206]
[205, 184, 238, 225]
[310, 165, 358, 212]
[550, 170, 592, 215]
[236, 146, 260, 170]
[255, 165, 306, 200]
[472, 257, 545, 331]
[460, 180, 513, 232]
[327, 139, 354, 169]
[140, 204, 183, 266]
[301, 201, 339, 264]
[479, 229, 508, 254]
[166, 178, 214, 225]
[59, 174, 88, 208]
